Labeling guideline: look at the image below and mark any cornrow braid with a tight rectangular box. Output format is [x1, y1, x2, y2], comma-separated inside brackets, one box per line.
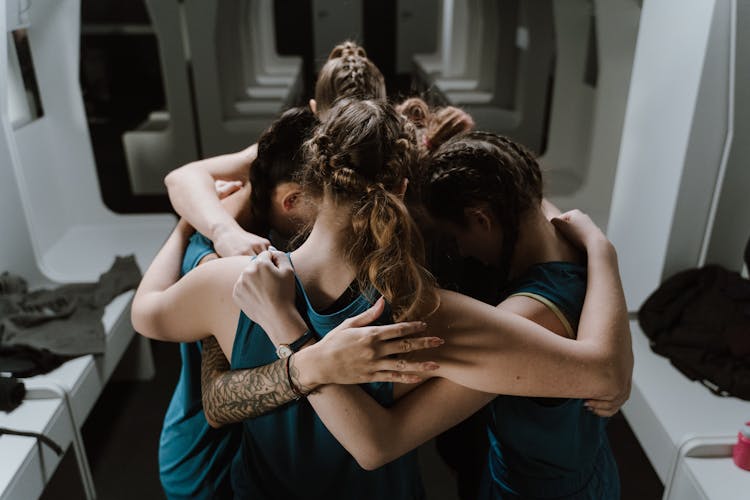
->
[314, 54, 386, 118]
[301, 99, 437, 320]
[327, 40, 367, 59]
[420, 131, 543, 281]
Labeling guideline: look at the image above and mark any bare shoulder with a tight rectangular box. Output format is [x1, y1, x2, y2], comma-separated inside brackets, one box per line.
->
[182, 255, 251, 289]
[181, 255, 250, 355]
[497, 295, 572, 338]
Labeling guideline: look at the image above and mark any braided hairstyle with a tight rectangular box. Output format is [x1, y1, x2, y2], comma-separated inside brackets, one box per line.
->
[420, 131, 543, 280]
[327, 40, 368, 59]
[314, 47, 386, 118]
[396, 97, 475, 153]
[247, 107, 318, 235]
[301, 99, 437, 320]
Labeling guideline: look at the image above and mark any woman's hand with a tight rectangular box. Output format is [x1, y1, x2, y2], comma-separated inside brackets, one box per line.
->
[584, 377, 631, 417]
[213, 224, 271, 257]
[232, 250, 303, 345]
[551, 209, 611, 253]
[215, 179, 244, 199]
[296, 298, 444, 387]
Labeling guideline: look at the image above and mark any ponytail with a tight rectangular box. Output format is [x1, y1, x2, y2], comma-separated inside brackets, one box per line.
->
[302, 99, 437, 320]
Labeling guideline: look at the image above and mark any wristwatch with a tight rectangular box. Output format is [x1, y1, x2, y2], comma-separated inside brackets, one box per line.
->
[276, 330, 316, 359]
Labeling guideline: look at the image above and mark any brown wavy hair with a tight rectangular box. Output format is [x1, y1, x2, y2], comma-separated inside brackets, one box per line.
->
[396, 97, 475, 152]
[301, 99, 437, 320]
[314, 41, 386, 118]
[420, 131, 543, 280]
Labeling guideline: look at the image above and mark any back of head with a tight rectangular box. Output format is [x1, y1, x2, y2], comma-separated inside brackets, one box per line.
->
[248, 107, 318, 234]
[421, 131, 543, 276]
[302, 99, 436, 320]
[327, 40, 367, 59]
[396, 97, 475, 152]
[314, 52, 386, 118]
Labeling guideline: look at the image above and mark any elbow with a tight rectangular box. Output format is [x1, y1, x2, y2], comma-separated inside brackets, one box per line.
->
[201, 390, 224, 429]
[203, 406, 223, 429]
[130, 298, 151, 339]
[352, 440, 394, 471]
[597, 350, 633, 401]
[356, 453, 388, 472]
[164, 165, 188, 190]
[130, 294, 163, 341]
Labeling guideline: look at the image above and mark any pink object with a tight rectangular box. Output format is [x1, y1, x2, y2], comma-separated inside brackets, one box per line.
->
[733, 422, 750, 471]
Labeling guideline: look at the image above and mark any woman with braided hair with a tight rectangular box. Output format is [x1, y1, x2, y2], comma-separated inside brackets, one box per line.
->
[134, 98, 630, 498]
[157, 106, 318, 500]
[152, 40, 387, 498]
[416, 131, 622, 498]
[165, 40, 385, 258]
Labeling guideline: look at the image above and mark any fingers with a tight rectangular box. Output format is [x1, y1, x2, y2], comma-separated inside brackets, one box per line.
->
[379, 335, 443, 356]
[215, 180, 243, 198]
[270, 250, 294, 274]
[584, 399, 621, 418]
[366, 372, 425, 384]
[374, 321, 428, 341]
[347, 297, 386, 328]
[254, 250, 292, 274]
[250, 239, 271, 256]
[375, 358, 439, 374]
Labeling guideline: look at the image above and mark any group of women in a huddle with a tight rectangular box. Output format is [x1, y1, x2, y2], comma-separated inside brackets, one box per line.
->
[132, 41, 632, 500]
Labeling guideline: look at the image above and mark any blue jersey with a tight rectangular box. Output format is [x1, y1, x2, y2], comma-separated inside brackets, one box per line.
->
[482, 262, 620, 499]
[230, 256, 424, 500]
[158, 232, 241, 499]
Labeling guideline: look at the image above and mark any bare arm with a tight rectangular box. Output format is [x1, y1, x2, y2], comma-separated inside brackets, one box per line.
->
[130, 218, 248, 355]
[200, 336, 302, 427]
[223, 211, 632, 469]
[201, 263, 440, 427]
[164, 144, 270, 256]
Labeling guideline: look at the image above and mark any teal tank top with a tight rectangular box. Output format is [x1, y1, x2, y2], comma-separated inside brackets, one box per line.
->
[230, 259, 424, 500]
[482, 262, 620, 499]
[158, 232, 241, 499]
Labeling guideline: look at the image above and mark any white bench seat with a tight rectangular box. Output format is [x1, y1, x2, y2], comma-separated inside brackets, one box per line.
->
[670, 450, 750, 500]
[623, 321, 750, 493]
[0, 399, 74, 500]
[1, 1, 175, 497]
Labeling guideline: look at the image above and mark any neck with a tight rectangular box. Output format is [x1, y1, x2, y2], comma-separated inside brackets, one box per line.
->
[290, 200, 358, 308]
[507, 206, 582, 278]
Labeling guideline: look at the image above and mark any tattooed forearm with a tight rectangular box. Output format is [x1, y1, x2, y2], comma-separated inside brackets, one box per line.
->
[288, 355, 316, 396]
[200, 336, 297, 427]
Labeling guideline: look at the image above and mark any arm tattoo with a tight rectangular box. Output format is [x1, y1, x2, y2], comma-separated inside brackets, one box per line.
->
[289, 355, 317, 395]
[200, 336, 298, 426]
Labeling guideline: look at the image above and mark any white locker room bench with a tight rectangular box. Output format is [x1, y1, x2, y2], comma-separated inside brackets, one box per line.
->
[2, 0, 175, 498]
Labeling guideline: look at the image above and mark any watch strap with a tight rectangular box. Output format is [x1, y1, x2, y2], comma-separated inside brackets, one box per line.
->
[288, 329, 316, 352]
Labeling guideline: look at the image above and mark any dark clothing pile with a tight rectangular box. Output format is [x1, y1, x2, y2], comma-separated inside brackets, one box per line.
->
[0, 255, 141, 378]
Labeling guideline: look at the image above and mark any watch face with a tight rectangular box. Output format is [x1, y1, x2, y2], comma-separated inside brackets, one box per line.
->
[276, 344, 293, 359]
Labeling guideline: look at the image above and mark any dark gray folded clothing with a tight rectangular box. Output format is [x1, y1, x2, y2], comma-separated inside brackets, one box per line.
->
[0, 255, 142, 357]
